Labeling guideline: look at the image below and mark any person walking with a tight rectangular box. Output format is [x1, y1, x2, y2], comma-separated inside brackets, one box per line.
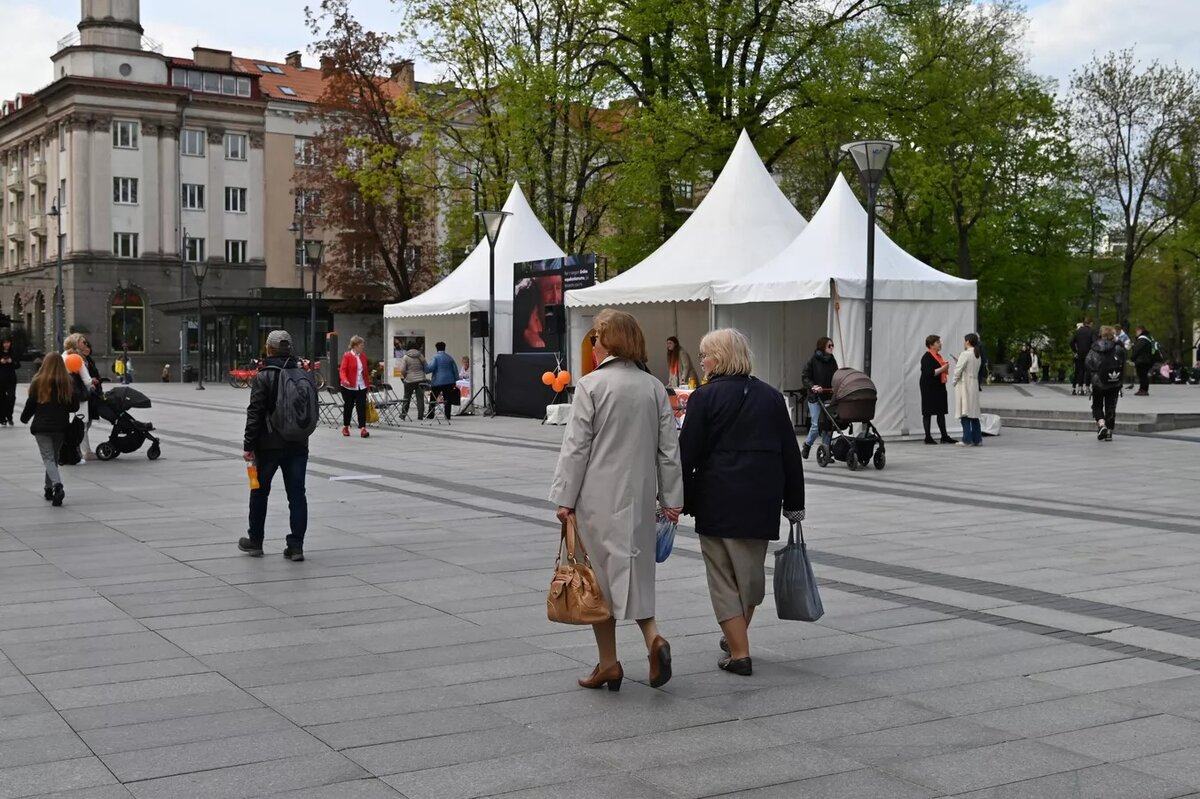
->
[919, 335, 955, 444]
[1029, 349, 1041, 384]
[680, 329, 804, 676]
[1130, 326, 1156, 396]
[1015, 345, 1033, 383]
[239, 330, 317, 562]
[800, 336, 838, 458]
[1071, 319, 1095, 396]
[954, 333, 983, 446]
[339, 336, 370, 438]
[398, 346, 427, 421]
[0, 338, 18, 426]
[19, 353, 81, 506]
[665, 336, 698, 387]
[550, 308, 684, 691]
[1086, 326, 1126, 441]
[425, 342, 458, 420]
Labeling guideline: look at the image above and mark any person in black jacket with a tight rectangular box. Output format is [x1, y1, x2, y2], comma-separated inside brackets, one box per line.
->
[19, 353, 81, 506]
[239, 330, 312, 561]
[1130, 326, 1155, 396]
[679, 329, 804, 677]
[0, 337, 18, 425]
[1071, 319, 1095, 396]
[1085, 326, 1126, 441]
[919, 334, 955, 444]
[800, 336, 837, 459]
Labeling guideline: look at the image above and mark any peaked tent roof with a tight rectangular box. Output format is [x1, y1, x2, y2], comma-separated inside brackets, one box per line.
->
[713, 175, 976, 304]
[383, 183, 565, 318]
[565, 130, 807, 307]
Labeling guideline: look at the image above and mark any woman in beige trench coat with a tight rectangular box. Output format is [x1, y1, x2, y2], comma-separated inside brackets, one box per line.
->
[550, 308, 685, 691]
[954, 333, 983, 446]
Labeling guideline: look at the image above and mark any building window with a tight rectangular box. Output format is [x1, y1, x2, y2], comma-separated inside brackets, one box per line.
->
[183, 237, 206, 262]
[224, 187, 247, 213]
[236, 77, 251, 97]
[279, 86, 297, 96]
[181, 183, 205, 211]
[203, 73, 220, 93]
[222, 75, 236, 95]
[59, 122, 66, 152]
[112, 120, 139, 149]
[225, 240, 247, 263]
[181, 129, 205, 157]
[110, 288, 145, 352]
[112, 232, 139, 258]
[294, 137, 315, 166]
[113, 177, 138, 204]
[294, 190, 320, 216]
[224, 133, 247, 161]
[57, 178, 66, 208]
[171, 69, 253, 98]
[674, 180, 693, 201]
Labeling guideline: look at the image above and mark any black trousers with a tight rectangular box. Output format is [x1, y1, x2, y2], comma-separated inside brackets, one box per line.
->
[427, 384, 454, 419]
[0, 378, 15, 422]
[400, 381, 425, 419]
[1091, 386, 1119, 429]
[341, 387, 367, 428]
[1073, 356, 1088, 388]
[922, 414, 949, 439]
[1135, 362, 1151, 393]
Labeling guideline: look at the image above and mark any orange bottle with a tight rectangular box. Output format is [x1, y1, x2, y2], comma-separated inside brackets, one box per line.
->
[246, 461, 260, 490]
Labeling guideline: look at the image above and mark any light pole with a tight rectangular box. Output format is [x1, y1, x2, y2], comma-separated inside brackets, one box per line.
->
[1088, 270, 1105, 325]
[117, 278, 130, 385]
[304, 239, 325, 372]
[47, 202, 65, 350]
[189, 261, 209, 390]
[474, 209, 511, 416]
[841, 140, 899, 378]
[289, 213, 307, 292]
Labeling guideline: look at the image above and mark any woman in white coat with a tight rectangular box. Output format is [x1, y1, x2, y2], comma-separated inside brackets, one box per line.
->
[954, 333, 983, 446]
[550, 308, 684, 691]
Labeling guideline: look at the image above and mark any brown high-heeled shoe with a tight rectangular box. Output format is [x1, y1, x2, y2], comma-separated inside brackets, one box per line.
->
[578, 662, 623, 691]
[648, 636, 672, 688]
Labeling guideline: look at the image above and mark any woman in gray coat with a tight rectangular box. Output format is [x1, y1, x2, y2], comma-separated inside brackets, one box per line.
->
[550, 308, 684, 691]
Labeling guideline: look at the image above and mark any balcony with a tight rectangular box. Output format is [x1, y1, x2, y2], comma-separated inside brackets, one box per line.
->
[5, 168, 24, 194]
[29, 159, 46, 185]
[29, 211, 46, 235]
[6, 219, 25, 241]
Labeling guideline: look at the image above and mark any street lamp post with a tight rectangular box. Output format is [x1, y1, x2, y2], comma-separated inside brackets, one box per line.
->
[474, 210, 511, 416]
[304, 239, 325, 373]
[47, 202, 65, 350]
[840, 140, 900, 378]
[1089, 270, 1105, 325]
[190, 262, 209, 390]
[117, 278, 130, 385]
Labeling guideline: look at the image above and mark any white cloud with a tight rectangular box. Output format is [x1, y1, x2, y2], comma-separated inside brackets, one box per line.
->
[1025, 0, 1200, 92]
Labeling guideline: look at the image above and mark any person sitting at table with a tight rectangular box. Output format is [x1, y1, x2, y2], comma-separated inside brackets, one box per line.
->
[459, 356, 470, 381]
[666, 336, 698, 387]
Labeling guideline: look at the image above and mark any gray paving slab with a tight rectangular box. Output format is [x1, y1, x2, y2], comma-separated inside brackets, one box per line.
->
[883, 739, 1103, 794]
[0, 757, 118, 799]
[1038, 714, 1200, 762]
[123, 751, 369, 799]
[948, 763, 1195, 799]
[720, 768, 940, 798]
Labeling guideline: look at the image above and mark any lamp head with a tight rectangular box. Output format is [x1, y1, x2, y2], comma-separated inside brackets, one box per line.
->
[288, 221, 300, 234]
[304, 239, 325, 264]
[840, 140, 900, 194]
[48, 202, 60, 217]
[474, 210, 512, 247]
[190, 260, 210, 282]
[1088, 270, 1105, 290]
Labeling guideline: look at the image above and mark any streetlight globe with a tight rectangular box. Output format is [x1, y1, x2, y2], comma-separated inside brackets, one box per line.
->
[1088, 270, 1106, 290]
[190, 260, 210, 282]
[304, 239, 325, 264]
[475, 210, 512, 247]
[840, 140, 901, 194]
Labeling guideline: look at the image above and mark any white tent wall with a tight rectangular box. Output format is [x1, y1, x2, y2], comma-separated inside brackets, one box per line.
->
[567, 302, 710, 380]
[382, 312, 511, 394]
[715, 299, 827, 392]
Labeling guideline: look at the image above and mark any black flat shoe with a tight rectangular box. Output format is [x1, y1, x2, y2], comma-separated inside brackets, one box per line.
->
[51, 484, 64, 507]
[238, 537, 264, 557]
[719, 636, 729, 653]
[924, 437, 938, 445]
[940, 436, 956, 444]
[718, 655, 752, 676]
[44, 486, 53, 501]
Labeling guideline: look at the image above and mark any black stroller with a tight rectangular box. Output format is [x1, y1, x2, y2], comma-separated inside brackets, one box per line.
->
[815, 367, 885, 471]
[95, 386, 161, 461]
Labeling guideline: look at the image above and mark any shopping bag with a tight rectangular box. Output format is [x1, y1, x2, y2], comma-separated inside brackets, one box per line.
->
[547, 516, 611, 625]
[366, 399, 379, 424]
[655, 509, 677, 563]
[58, 415, 84, 466]
[773, 522, 824, 621]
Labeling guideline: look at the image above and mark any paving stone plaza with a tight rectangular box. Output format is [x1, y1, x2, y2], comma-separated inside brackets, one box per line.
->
[2, 382, 1200, 798]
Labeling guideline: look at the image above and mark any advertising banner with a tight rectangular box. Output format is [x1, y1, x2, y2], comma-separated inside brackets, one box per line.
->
[512, 254, 596, 354]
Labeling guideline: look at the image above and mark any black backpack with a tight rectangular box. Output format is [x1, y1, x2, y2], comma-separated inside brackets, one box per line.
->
[1095, 349, 1124, 388]
[264, 365, 319, 442]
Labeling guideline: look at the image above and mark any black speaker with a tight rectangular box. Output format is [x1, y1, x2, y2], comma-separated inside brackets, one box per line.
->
[544, 304, 566, 335]
[470, 311, 489, 338]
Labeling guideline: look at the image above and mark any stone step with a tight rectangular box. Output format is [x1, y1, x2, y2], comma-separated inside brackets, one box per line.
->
[998, 415, 1158, 434]
[984, 406, 1157, 422]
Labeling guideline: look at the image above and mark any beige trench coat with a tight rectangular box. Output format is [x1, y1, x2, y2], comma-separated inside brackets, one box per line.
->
[549, 359, 685, 619]
[954, 347, 981, 418]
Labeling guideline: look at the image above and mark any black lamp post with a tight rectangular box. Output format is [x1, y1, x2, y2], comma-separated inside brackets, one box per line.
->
[304, 238, 325, 371]
[1088, 270, 1105, 324]
[474, 209, 511, 416]
[840, 140, 900, 378]
[189, 262, 209, 390]
[48, 202, 65, 350]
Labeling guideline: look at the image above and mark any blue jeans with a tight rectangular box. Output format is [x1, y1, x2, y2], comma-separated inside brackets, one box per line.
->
[960, 417, 982, 445]
[247, 447, 308, 548]
[805, 400, 831, 448]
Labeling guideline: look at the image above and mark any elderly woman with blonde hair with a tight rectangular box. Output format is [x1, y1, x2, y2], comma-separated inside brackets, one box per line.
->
[549, 308, 684, 691]
[679, 328, 805, 676]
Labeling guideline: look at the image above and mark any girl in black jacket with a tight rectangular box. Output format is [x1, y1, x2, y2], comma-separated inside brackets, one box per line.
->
[20, 353, 81, 506]
[0, 337, 18, 425]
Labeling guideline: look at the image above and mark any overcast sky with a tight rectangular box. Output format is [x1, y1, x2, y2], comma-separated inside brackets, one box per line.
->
[1, 0, 1197, 102]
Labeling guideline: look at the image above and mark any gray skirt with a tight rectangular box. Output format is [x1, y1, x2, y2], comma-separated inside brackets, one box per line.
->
[699, 535, 769, 622]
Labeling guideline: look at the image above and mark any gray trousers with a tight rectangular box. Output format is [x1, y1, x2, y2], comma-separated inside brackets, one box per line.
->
[34, 433, 64, 489]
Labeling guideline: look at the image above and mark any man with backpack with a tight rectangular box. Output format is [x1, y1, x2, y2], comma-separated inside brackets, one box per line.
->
[1085, 326, 1126, 441]
[240, 330, 320, 561]
[1130, 325, 1158, 396]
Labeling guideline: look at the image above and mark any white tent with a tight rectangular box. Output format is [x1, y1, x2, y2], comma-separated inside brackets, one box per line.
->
[565, 130, 807, 379]
[712, 174, 977, 437]
[382, 183, 565, 389]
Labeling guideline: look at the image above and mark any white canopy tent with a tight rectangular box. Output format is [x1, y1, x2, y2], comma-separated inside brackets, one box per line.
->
[381, 183, 565, 391]
[565, 130, 807, 379]
[712, 174, 978, 437]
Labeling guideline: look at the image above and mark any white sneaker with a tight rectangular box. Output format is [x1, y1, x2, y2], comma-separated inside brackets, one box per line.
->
[955, 441, 967, 447]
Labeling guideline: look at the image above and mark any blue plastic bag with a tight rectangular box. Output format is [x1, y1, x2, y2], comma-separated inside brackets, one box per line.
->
[655, 510, 677, 563]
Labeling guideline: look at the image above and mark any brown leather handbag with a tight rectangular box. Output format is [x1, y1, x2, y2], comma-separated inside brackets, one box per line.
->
[547, 516, 612, 625]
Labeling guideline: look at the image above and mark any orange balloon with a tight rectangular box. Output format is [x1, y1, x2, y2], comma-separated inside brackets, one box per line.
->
[64, 353, 83, 373]
[541, 371, 555, 386]
[557, 370, 571, 384]
[552, 377, 567, 393]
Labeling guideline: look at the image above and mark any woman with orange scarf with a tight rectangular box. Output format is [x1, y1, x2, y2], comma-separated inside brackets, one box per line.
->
[919, 334, 955, 444]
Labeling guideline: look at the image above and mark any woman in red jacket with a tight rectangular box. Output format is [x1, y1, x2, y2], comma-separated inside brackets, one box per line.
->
[339, 336, 370, 438]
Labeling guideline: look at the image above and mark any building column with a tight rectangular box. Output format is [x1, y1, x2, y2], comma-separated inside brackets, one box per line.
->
[160, 124, 178, 256]
[207, 128, 225, 263]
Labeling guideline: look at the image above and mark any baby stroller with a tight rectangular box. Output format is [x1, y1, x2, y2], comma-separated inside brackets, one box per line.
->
[815, 367, 885, 471]
[95, 386, 161, 461]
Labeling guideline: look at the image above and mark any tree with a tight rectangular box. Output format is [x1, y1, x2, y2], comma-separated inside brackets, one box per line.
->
[302, 0, 441, 305]
[1070, 48, 1200, 330]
